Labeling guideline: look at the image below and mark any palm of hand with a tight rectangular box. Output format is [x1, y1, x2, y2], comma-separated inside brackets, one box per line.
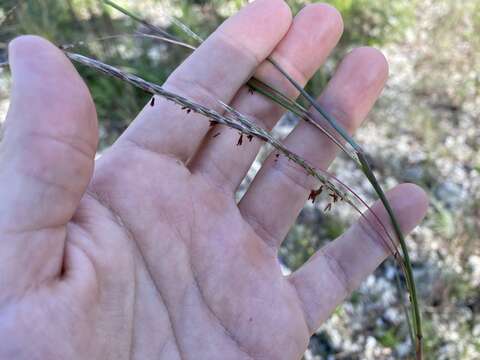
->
[91, 146, 309, 359]
[0, 1, 427, 359]
[5, 147, 308, 359]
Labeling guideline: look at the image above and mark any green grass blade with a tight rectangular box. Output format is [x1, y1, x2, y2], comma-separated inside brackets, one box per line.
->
[269, 56, 423, 359]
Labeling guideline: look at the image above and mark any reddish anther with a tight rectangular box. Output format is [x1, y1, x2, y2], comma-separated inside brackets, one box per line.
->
[237, 133, 243, 146]
[308, 185, 324, 203]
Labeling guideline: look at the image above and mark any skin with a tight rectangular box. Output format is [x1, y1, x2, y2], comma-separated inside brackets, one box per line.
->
[0, 1, 428, 359]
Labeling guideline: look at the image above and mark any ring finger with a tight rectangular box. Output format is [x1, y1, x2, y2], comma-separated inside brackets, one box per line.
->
[239, 47, 389, 248]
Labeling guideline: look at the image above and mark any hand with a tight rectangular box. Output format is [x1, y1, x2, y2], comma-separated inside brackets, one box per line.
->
[0, 1, 428, 359]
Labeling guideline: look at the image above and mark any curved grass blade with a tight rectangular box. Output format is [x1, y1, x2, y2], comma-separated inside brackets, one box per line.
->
[269, 56, 423, 359]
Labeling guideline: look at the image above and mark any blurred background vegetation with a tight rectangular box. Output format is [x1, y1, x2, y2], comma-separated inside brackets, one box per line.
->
[1, 0, 479, 359]
[0, 0, 415, 147]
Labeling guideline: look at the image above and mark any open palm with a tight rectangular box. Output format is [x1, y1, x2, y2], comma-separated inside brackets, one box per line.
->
[0, 1, 427, 359]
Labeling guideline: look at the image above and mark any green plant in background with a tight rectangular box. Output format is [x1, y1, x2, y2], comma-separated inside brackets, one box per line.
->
[281, 216, 345, 271]
[0, 0, 200, 147]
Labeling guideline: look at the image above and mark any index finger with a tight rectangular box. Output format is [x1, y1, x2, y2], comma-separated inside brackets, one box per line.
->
[116, 0, 292, 162]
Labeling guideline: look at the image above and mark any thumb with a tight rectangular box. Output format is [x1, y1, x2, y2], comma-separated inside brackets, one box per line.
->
[0, 35, 98, 297]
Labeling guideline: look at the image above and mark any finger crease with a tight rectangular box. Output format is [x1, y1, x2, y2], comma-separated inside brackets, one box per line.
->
[320, 245, 351, 297]
[242, 212, 280, 251]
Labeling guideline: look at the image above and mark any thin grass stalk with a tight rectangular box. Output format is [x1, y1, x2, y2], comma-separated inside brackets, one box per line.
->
[268, 58, 361, 152]
[103, 0, 177, 40]
[323, 174, 399, 259]
[328, 174, 398, 256]
[358, 152, 423, 357]
[98, 1, 423, 356]
[392, 257, 416, 353]
[0, 5, 17, 27]
[60, 33, 197, 51]
[168, 17, 204, 45]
